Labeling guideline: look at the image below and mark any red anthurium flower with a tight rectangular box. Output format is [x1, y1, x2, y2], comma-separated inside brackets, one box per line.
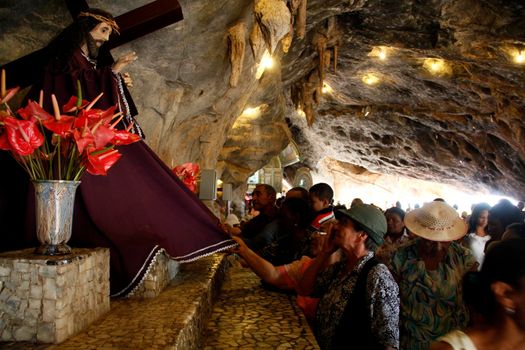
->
[73, 128, 95, 154]
[4, 117, 44, 156]
[91, 124, 116, 149]
[43, 116, 76, 137]
[0, 129, 11, 151]
[62, 96, 89, 113]
[112, 130, 141, 145]
[86, 148, 121, 175]
[17, 100, 54, 122]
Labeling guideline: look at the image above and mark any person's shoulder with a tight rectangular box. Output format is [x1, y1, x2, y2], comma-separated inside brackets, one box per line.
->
[369, 262, 397, 283]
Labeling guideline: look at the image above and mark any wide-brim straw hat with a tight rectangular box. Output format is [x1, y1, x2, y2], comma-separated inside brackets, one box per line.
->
[404, 201, 467, 242]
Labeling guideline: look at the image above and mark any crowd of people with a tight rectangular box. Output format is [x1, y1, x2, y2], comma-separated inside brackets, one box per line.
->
[221, 183, 525, 350]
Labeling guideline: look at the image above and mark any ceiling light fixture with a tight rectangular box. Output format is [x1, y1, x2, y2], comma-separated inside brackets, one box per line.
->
[362, 73, 380, 85]
[514, 50, 524, 64]
[322, 82, 333, 94]
[423, 58, 451, 75]
[368, 46, 389, 60]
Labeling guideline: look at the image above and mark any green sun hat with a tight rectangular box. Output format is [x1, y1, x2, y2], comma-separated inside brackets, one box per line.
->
[335, 204, 387, 245]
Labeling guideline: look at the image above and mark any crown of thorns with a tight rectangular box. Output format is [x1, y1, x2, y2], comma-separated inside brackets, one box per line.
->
[78, 11, 120, 34]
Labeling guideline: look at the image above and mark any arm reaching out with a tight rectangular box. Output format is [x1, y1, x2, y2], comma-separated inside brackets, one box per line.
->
[296, 226, 338, 296]
[231, 236, 292, 290]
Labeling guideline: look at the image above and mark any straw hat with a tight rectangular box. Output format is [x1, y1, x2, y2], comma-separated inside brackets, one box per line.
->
[404, 201, 467, 242]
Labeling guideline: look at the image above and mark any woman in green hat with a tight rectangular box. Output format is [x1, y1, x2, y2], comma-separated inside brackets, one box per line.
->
[298, 204, 400, 350]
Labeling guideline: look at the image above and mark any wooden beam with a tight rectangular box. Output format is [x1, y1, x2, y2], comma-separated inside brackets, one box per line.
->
[109, 0, 183, 49]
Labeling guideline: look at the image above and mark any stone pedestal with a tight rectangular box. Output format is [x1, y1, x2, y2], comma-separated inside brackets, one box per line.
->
[0, 248, 110, 343]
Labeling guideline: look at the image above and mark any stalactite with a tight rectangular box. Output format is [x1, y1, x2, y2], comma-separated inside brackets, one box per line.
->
[254, 0, 291, 54]
[282, 32, 293, 53]
[249, 22, 265, 60]
[315, 35, 327, 86]
[289, 0, 302, 15]
[296, 0, 307, 39]
[227, 22, 246, 88]
[333, 45, 338, 73]
[324, 50, 331, 74]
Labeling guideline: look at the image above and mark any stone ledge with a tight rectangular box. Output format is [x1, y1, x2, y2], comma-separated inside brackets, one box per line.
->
[0, 248, 110, 344]
[0, 252, 231, 350]
[127, 251, 180, 299]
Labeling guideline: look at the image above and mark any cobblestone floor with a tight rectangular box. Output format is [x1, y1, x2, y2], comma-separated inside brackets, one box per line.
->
[203, 260, 319, 350]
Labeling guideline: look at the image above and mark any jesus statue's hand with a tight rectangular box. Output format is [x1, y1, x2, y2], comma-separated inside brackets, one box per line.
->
[112, 52, 137, 74]
[122, 72, 133, 87]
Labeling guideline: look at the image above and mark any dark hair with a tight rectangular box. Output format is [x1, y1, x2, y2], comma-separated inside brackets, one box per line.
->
[504, 223, 525, 239]
[309, 183, 334, 202]
[464, 239, 525, 321]
[280, 197, 314, 229]
[385, 207, 406, 221]
[256, 184, 276, 198]
[468, 202, 491, 233]
[286, 187, 309, 201]
[47, 8, 116, 72]
[488, 201, 523, 238]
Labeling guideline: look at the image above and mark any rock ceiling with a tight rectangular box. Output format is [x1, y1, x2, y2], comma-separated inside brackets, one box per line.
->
[2, 0, 525, 198]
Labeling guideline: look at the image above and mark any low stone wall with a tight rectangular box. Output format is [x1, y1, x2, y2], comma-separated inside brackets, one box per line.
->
[0, 248, 110, 344]
[127, 251, 180, 299]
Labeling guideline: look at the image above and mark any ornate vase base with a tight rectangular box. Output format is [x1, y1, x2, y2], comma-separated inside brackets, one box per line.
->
[34, 244, 72, 256]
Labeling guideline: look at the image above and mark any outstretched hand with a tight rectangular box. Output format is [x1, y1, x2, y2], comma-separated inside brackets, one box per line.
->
[112, 52, 137, 74]
[321, 225, 338, 255]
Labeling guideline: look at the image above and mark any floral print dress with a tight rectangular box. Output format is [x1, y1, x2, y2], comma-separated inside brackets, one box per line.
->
[391, 239, 476, 350]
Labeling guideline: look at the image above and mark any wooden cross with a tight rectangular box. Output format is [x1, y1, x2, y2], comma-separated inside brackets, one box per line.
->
[2, 0, 183, 89]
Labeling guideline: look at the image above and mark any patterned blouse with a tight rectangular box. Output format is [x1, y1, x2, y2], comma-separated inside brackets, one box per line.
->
[314, 252, 400, 350]
[391, 239, 476, 350]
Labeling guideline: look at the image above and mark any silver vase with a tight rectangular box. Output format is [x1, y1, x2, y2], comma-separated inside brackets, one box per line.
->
[33, 180, 80, 255]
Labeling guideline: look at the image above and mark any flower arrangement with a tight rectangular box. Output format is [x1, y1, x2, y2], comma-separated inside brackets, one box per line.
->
[0, 70, 141, 180]
[173, 162, 200, 193]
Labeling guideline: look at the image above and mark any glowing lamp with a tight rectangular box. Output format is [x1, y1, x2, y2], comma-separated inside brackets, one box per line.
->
[514, 51, 524, 64]
[322, 82, 333, 94]
[362, 73, 380, 85]
[423, 58, 451, 75]
[256, 50, 274, 79]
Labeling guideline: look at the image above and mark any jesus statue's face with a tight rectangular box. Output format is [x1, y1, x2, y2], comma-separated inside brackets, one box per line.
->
[89, 22, 113, 47]
[85, 22, 113, 59]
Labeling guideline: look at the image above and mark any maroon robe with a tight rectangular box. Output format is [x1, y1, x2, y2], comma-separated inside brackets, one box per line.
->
[1, 48, 234, 296]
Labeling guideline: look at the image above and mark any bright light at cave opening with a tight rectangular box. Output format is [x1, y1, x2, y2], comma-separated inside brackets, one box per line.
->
[256, 50, 274, 79]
